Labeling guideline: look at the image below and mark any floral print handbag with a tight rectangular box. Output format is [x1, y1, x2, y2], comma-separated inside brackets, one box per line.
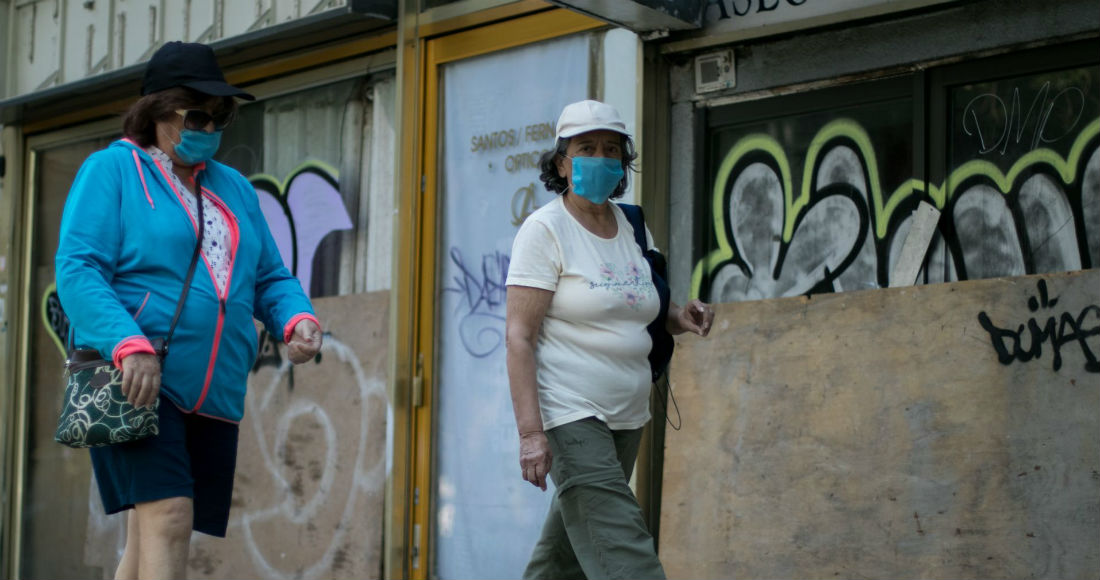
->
[54, 181, 205, 448]
[54, 351, 162, 447]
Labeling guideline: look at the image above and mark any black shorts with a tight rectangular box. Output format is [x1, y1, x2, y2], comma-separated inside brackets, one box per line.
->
[89, 396, 240, 537]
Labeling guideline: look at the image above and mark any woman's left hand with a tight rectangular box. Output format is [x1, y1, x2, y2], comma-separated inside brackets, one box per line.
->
[288, 319, 323, 364]
[671, 299, 716, 337]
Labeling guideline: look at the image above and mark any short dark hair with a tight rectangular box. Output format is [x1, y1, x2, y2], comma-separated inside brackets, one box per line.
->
[537, 134, 638, 199]
[121, 87, 238, 147]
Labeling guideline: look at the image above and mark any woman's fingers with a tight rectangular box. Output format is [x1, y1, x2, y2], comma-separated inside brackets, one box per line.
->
[137, 372, 154, 408]
[686, 299, 715, 336]
[121, 353, 161, 407]
[519, 434, 552, 491]
[120, 361, 135, 399]
[288, 320, 323, 364]
[523, 461, 549, 490]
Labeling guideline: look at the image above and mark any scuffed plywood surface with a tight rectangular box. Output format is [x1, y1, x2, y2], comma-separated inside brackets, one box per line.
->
[80, 291, 390, 579]
[660, 271, 1099, 579]
[188, 291, 389, 579]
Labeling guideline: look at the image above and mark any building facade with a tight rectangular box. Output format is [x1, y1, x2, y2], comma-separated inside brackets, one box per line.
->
[0, 0, 1096, 578]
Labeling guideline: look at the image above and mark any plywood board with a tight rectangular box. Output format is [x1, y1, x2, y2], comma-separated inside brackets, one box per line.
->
[79, 291, 390, 580]
[659, 270, 1099, 579]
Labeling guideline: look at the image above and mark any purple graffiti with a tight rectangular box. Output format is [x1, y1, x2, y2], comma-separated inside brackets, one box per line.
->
[252, 166, 352, 295]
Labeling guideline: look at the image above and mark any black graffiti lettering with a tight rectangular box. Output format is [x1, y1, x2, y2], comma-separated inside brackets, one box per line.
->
[978, 312, 1023, 366]
[977, 281, 1099, 373]
[252, 331, 284, 373]
[1064, 306, 1100, 373]
[46, 291, 71, 348]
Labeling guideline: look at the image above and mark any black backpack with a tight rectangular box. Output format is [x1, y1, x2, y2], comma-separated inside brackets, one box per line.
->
[617, 203, 674, 383]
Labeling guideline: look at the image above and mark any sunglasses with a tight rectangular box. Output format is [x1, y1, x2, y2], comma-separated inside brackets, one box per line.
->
[175, 109, 236, 131]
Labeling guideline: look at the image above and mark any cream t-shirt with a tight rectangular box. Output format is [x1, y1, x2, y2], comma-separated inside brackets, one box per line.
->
[506, 196, 659, 431]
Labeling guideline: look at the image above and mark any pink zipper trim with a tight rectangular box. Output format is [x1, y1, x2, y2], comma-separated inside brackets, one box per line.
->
[190, 188, 240, 414]
[151, 158, 202, 236]
[192, 304, 224, 412]
[132, 292, 151, 320]
[131, 150, 155, 208]
[146, 160, 238, 416]
[193, 410, 241, 425]
[195, 187, 241, 297]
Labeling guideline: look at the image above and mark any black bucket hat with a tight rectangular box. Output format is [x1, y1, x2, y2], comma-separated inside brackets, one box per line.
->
[141, 41, 255, 100]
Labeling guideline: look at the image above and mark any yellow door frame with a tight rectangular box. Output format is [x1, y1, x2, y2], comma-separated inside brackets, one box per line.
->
[402, 7, 606, 579]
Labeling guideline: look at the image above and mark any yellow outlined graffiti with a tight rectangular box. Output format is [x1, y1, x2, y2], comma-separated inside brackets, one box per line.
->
[249, 160, 351, 296]
[691, 118, 1100, 298]
[248, 159, 341, 198]
[42, 282, 68, 358]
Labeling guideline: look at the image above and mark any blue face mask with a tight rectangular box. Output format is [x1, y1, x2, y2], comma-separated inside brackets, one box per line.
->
[172, 128, 222, 165]
[569, 156, 624, 205]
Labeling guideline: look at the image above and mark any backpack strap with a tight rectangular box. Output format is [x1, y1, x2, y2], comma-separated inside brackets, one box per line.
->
[616, 202, 681, 429]
[617, 203, 649, 252]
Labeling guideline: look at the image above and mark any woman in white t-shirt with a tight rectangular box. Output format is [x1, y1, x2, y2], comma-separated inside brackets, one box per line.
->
[505, 100, 715, 579]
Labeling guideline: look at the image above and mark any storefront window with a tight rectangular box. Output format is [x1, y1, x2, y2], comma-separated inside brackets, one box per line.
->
[694, 45, 1099, 303]
[945, 65, 1099, 279]
[697, 80, 915, 303]
[218, 74, 397, 297]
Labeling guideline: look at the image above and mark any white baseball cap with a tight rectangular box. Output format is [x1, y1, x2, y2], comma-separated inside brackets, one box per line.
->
[555, 100, 630, 140]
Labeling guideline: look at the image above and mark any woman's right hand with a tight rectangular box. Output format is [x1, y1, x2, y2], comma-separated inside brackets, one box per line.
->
[121, 353, 162, 408]
[519, 431, 552, 491]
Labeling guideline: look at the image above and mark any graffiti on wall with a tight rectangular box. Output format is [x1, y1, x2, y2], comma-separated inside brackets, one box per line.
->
[443, 247, 510, 358]
[977, 279, 1100, 373]
[251, 162, 353, 297]
[82, 327, 390, 580]
[195, 331, 388, 579]
[694, 117, 1100, 302]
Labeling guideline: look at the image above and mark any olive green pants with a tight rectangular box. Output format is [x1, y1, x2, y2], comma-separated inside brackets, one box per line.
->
[523, 417, 666, 580]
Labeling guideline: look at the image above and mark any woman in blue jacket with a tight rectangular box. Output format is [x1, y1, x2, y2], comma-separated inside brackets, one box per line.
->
[55, 41, 322, 579]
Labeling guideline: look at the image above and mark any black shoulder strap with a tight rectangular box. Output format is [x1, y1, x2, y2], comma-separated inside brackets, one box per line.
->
[617, 203, 648, 252]
[166, 176, 205, 350]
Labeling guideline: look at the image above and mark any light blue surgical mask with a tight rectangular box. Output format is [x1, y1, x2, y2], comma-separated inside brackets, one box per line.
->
[569, 156, 624, 205]
[172, 128, 223, 164]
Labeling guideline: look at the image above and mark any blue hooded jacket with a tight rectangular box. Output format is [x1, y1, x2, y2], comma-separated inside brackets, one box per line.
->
[55, 139, 316, 422]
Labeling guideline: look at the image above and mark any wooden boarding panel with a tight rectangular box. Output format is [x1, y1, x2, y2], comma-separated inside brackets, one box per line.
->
[80, 291, 390, 579]
[660, 270, 1099, 579]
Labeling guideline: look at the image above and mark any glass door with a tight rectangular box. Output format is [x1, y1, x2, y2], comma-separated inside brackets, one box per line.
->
[20, 129, 117, 580]
[409, 9, 606, 579]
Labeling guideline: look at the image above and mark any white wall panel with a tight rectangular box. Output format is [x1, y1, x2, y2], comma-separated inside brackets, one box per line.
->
[221, 0, 266, 38]
[114, 0, 162, 67]
[186, 0, 217, 42]
[160, 0, 217, 43]
[4, 0, 358, 99]
[61, 0, 111, 82]
[14, 0, 61, 94]
[272, 0, 298, 23]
